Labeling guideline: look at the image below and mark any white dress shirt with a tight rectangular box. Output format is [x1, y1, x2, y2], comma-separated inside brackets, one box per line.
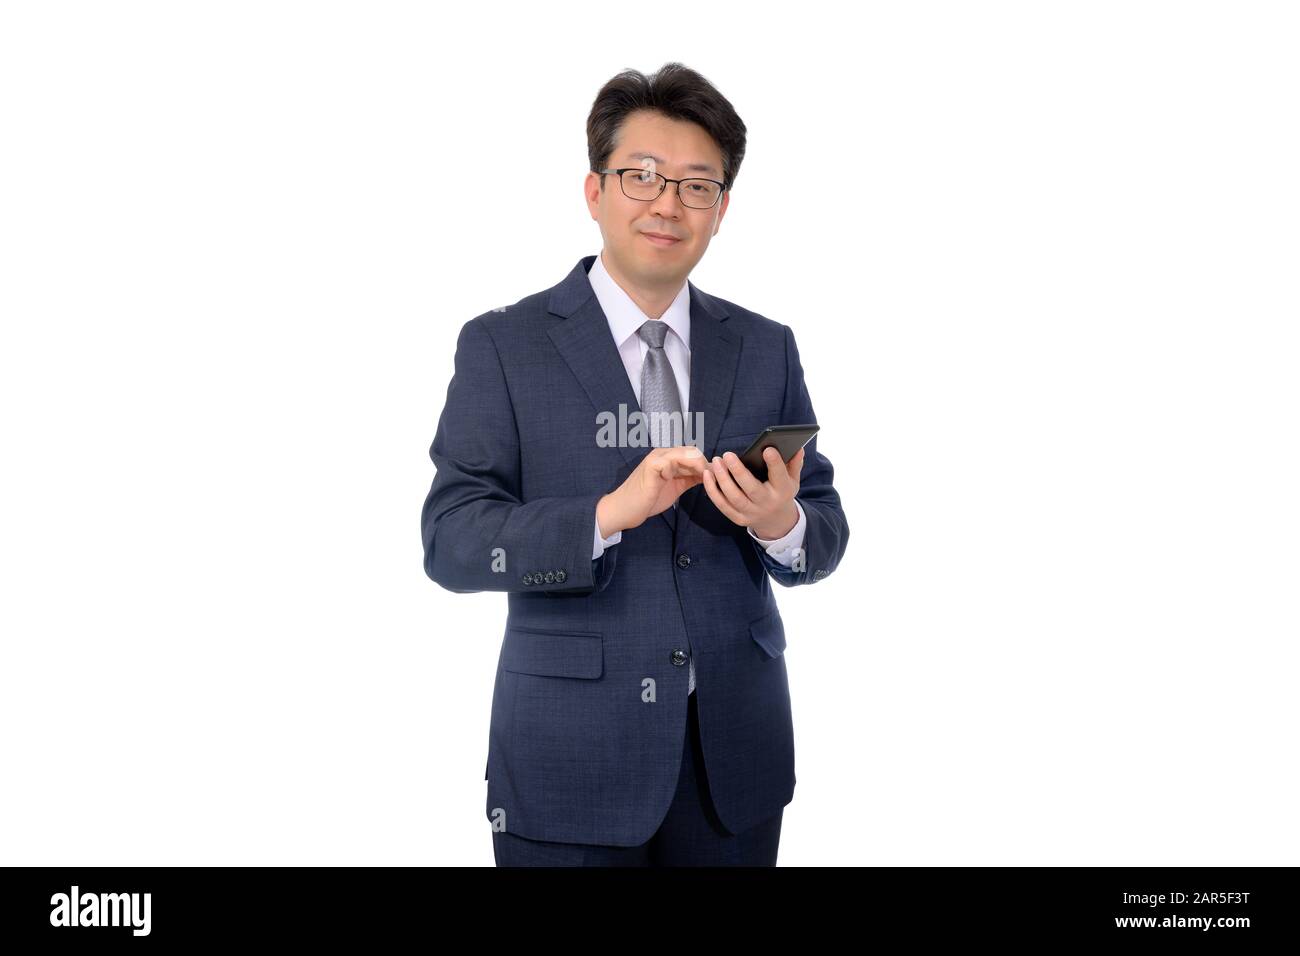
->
[586, 248, 807, 565]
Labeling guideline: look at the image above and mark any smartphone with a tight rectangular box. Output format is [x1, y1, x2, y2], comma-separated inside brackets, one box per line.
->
[739, 424, 819, 481]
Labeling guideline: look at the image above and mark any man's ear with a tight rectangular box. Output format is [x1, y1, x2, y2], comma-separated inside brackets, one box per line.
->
[585, 171, 603, 221]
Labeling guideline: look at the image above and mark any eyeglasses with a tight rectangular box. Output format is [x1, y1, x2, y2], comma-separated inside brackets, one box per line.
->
[597, 167, 726, 210]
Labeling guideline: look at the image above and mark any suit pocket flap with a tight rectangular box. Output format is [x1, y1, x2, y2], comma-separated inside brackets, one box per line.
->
[749, 613, 787, 659]
[501, 626, 604, 679]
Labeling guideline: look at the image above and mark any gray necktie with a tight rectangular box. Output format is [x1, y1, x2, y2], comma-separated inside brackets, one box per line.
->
[636, 320, 684, 448]
[636, 319, 695, 694]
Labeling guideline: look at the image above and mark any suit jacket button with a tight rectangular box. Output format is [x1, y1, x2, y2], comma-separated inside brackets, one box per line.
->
[555, 570, 567, 583]
[522, 573, 533, 585]
[670, 649, 688, 666]
[676, 553, 692, 569]
[544, 571, 555, 583]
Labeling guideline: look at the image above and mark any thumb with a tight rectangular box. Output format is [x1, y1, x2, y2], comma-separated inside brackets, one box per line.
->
[787, 447, 805, 476]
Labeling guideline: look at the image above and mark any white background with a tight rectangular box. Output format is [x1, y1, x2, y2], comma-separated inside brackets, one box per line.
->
[2, 1, 1296, 866]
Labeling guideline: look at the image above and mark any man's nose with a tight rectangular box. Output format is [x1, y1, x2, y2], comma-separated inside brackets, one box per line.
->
[648, 180, 684, 220]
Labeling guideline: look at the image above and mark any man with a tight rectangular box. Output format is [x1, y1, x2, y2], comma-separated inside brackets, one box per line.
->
[420, 62, 849, 866]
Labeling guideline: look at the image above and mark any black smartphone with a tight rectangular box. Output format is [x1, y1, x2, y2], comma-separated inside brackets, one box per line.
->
[739, 424, 819, 481]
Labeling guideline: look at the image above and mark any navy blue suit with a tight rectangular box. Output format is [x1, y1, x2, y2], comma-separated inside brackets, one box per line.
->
[420, 254, 849, 847]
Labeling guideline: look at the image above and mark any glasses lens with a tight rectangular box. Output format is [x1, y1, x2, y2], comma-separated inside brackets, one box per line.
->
[679, 179, 721, 208]
[620, 169, 664, 200]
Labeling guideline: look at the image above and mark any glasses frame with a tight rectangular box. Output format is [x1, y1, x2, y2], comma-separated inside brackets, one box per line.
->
[597, 167, 727, 210]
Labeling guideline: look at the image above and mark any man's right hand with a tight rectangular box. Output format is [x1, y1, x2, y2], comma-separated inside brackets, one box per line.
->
[596, 445, 707, 537]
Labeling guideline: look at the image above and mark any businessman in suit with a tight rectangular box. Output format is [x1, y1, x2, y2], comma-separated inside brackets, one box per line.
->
[420, 63, 849, 865]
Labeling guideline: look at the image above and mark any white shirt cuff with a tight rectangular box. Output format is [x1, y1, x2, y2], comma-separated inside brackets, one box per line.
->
[593, 510, 623, 560]
[748, 499, 807, 567]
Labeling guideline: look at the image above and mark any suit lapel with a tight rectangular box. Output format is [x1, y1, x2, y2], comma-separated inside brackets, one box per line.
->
[678, 279, 741, 524]
[546, 256, 738, 535]
[547, 257, 672, 531]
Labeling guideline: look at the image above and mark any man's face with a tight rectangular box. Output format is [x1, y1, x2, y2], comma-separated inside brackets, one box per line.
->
[585, 109, 730, 288]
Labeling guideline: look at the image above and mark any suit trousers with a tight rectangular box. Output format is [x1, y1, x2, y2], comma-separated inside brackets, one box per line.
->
[491, 691, 784, 866]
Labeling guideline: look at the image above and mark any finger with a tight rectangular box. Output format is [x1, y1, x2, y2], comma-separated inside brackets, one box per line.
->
[647, 454, 679, 483]
[787, 446, 805, 479]
[710, 455, 754, 513]
[785, 447, 805, 489]
[667, 445, 705, 474]
[670, 448, 706, 479]
[764, 447, 791, 492]
[647, 447, 703, 484]
[722, 450, 764, 497]
[702, 467, 747, 524]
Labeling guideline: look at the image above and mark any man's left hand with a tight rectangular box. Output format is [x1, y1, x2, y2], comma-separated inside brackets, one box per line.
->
[702, 446, 804, 539]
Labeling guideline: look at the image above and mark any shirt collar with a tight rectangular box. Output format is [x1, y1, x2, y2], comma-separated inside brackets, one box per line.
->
[587, 249, 691, 353]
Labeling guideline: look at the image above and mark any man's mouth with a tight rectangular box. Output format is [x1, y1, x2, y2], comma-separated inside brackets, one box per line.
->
[643, 232, 681, 247]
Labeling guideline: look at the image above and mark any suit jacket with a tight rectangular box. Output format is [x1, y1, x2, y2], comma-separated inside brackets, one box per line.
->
[420, 254, 850, 845]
